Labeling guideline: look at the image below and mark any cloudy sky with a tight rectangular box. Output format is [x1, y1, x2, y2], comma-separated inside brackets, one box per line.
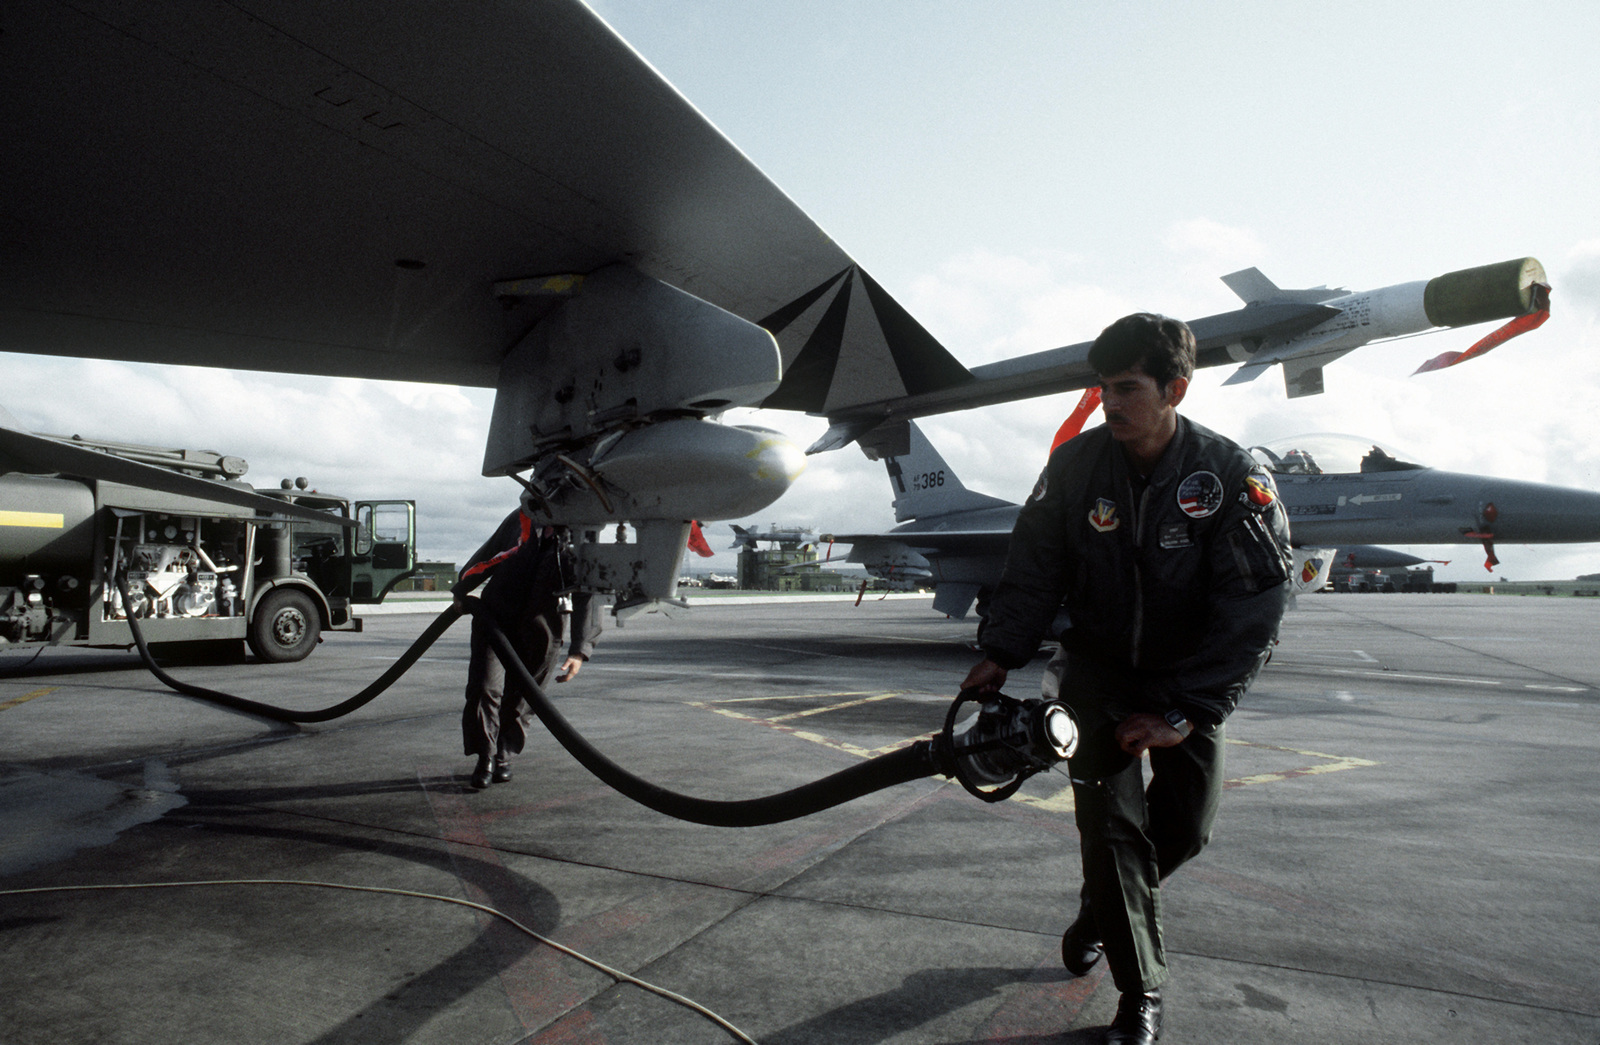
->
[5, 1, 1598, 581]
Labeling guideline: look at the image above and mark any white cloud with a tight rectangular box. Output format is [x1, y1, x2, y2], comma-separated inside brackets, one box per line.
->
[1162, 217, 1267, 275]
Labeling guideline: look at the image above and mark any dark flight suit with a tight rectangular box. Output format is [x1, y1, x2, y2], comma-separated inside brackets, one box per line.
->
[454, 510, 601, 760]
[980, 416, 1292, 993]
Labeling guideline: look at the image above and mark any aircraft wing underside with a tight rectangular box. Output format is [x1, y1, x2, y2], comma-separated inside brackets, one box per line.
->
[0, 0, 968, 415]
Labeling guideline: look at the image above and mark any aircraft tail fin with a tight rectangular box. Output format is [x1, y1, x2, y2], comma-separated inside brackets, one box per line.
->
[881, 421, 1012, 523]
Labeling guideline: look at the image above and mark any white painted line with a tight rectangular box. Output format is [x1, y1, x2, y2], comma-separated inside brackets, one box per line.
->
[1318, 667, 1588, 693]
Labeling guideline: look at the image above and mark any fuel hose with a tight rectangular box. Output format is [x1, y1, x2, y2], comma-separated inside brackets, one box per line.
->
[116, 583, 948, 825]
[115, 575, 463, 724]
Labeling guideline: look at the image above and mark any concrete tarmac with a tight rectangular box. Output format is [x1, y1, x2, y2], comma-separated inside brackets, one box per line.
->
[2, 594, 1597, 1044]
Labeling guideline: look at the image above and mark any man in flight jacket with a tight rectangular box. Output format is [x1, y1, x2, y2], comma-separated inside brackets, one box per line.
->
[963, 313, 1292, 1045]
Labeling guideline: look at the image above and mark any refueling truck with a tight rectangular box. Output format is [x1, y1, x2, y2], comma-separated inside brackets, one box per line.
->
[0, 437, 416, 662]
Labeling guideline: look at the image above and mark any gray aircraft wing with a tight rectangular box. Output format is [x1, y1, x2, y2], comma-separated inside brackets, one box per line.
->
[2, 2, 1550, 469]
[0, 0, 968, 416]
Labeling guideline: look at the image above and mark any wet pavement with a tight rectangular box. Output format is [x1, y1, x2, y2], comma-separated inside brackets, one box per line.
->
[2, 594, 1597, 1043]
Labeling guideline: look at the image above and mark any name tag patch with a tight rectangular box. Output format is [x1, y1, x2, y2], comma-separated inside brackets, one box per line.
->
[1159, 523, 1194, 549]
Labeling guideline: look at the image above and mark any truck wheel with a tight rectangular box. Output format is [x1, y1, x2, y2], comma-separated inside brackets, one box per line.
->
[248, 589, 321, 663]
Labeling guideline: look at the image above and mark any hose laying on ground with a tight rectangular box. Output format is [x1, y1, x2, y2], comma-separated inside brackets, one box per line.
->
[116, 575, 463, 724]
[118, 581, 945, 826]
[0, 879, 756, 1044]
[465, 599, 941, 826]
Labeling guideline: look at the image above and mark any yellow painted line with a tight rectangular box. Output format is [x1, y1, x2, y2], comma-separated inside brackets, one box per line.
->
[1223, 738, 1378, 788]
[1014, 784, 1077, 814]
[699, 691, 880, 706]
[690, 695, 1380, 800]
[687, 698, 937, 759]
[1014, 738, 1379, 813]
[0, 511, 65, 528]
[0, 687, 57, 711]
[767, 691, 904, 722]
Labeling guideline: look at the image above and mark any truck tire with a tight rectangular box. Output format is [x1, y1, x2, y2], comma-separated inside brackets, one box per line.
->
[248, 589, 321, 663]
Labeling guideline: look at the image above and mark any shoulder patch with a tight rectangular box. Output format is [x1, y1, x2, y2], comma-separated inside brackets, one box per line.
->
[1175, 470, 1224, 519]
[1088, 497, 1120, 532]
[1030, 469, 1049, 503]
[1241, 468, 1279, 513]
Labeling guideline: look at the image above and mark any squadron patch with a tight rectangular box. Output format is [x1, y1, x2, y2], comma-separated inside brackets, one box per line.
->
[1030, 470, 1049, 502]
[1088, 497, 1120, 533]
[1301, 556, 1325, 584]
[1175, 470, 1224, 519]
[1241, 470, 1279, 512]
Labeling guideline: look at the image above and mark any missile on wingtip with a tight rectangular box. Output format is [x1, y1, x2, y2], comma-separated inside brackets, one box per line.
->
[1218, 257, 1547, 397]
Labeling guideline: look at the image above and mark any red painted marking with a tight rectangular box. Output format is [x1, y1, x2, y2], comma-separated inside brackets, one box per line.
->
[524, 1008, 604, 1045]
[976, 956, 1108, 1038]
[423, 778, 596, 1033]
[419, 758, 959, 1040]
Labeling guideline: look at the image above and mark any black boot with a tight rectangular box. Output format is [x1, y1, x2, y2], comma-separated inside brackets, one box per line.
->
[1062, 900, 1103, 975]
[469, 753, 492, 790]
[1105, 988, 1162, 1045]
[491, 752, 513, 783]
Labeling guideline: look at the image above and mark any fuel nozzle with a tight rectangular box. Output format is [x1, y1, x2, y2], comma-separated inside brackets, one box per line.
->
[934, 689, 1079, 802]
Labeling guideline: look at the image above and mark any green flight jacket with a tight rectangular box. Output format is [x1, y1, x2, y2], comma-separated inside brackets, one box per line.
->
[981, 416, 1292, 729]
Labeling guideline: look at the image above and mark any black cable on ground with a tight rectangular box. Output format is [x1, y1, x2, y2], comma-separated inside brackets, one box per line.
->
[116, 575, 462, 724]
[0, 879, 757, 1044]
[118, 581, 947, 827]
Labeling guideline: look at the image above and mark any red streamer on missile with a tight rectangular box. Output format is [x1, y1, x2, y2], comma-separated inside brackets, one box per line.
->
[1414, 283, 1551, 375]
[687, 520, 714, 557]
[1050, 386, 1103, 454]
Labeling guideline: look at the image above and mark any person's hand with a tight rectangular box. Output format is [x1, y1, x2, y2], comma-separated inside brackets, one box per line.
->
[556, 656, 584, 682]
[961, 658, 1008, 694]
[1115, 713, 1185, 756]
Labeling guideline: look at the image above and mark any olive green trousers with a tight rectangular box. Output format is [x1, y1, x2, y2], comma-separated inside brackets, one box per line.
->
[1049, 651, 1226, 993]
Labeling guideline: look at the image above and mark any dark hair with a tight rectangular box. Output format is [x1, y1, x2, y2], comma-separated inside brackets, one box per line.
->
[1087, 313, 1196, 388]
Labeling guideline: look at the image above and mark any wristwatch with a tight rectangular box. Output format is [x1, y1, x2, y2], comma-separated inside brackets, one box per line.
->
[1163, 708, 1194, 739]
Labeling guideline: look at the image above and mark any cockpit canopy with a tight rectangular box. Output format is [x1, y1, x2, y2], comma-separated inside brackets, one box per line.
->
[1249, 434, 1427, 476]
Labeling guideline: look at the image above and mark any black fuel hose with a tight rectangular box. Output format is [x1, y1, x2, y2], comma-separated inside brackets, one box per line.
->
[118, 582, 946, 825]
[116, 575, 463, 724]
[466, 599, 941, 826]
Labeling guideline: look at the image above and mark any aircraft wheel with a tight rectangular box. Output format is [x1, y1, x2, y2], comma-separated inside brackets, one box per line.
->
[248, 589, 321, 663]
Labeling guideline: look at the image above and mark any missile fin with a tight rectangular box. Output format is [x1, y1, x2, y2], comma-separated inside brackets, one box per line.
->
[1223, 363, 1272, 386]
[1221, 267, 1282, 304]
[1283, 361, 1326, 399]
